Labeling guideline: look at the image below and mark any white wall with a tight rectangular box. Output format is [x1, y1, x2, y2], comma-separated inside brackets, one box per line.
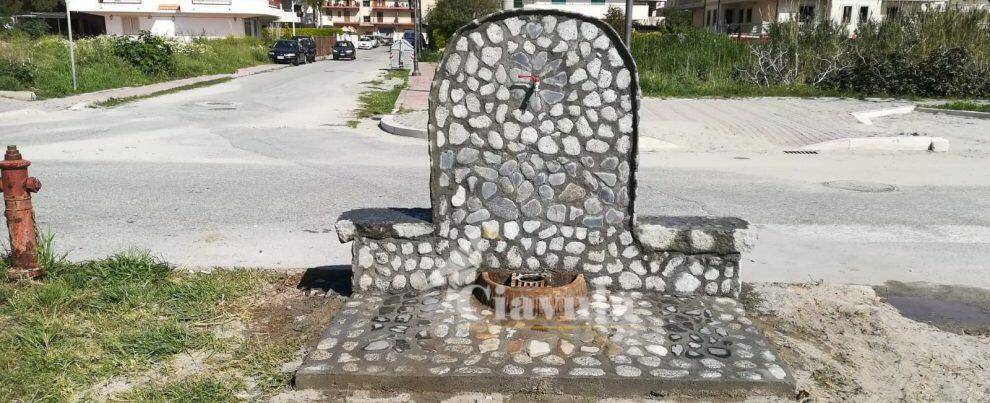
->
[521, 2, 651, 20]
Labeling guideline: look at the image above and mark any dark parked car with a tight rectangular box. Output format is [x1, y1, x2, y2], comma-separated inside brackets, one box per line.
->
[268, 39, 308, 65]
[332, 41, 356, 60]
[290, 35, 317, 63]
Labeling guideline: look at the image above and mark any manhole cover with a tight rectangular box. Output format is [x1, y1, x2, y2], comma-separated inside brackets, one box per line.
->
[193, 101, 241, 110]
[209, 107, 237, 111]
[823, 180, 897, 193]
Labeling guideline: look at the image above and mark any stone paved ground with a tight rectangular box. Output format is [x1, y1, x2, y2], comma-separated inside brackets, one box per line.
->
[296, 288, 793, 398]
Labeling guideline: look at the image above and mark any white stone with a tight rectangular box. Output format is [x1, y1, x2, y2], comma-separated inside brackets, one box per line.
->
[558, 19, 578, 40]
[481, 46, 502, 67]
[504, 221, 520, 240]
[593, 34, 610, 49]
[358, 247, 373, 268]
[455, 37, 468, 51]
[486, 24, 503, 43]
[583, 92, 602, 108]
[616, 69, 631, 89]
[646, 345, 668, 357]
[527, 340, 551, 357]
[469, 115, 491, 129]
[504, 17, 525, 36]
[452, 186, 466, 207]
[580, 22, 599, 40]
[559, 340, 575, 355]
[365, 340, 390, 351]
[504, 122, 521, 140]
[615, 365, 641, 377]
[558, 118, 574, 133]
[465, 53, 479, 75]
[618, 272, 642, 290]
[479, 338, 500, 353]
[445, 53, 461, 75]
[586, 139, 609, 153]
[569, 68, 587, 84]
[449, 122, 469, 145]
[317, 337, 337, 350]
[561, 136, 581, 155]
[674, 272, 702, 293]
[644, 276, 665, 292]
[588, 58, 602, 77]
[520, 127, 538, 144]
[502, 364, 524, 375]
[537, 137, 559, 154]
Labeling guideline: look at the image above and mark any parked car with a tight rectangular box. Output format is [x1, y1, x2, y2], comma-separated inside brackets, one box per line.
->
[332, 41, 357, 60]
[357, 36, 377, 50]
[268, 39, 308, 65]
[290, 35, 317, 63]
[380, 36, 393, 46]
[402, 29, 428, 49]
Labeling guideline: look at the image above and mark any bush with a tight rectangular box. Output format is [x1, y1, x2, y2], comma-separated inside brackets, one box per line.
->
[12, 19, 49, 38]
[0, 41, 35, 90]
[822, 9, 990, 97]
[261, 27, 342, 43]
[603, 6, 626, 35]
[735, 21, 848, 87]
[110, 32, 176, 76]
[425, 0, 500, 49]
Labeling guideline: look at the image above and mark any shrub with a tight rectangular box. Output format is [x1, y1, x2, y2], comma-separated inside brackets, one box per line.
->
[12, 19, 49, 38]
[0, 41, 34, 90]
[603, 6, 626, 35]
[262, 27, 342, 43]
[110, 32, 176, 76]
[822, 9, 990, 97]
[425, 0, 500, 48]
[735, 21, 849, 87]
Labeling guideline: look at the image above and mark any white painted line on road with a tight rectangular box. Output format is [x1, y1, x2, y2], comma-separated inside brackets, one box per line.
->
[755, 224, 990, 244]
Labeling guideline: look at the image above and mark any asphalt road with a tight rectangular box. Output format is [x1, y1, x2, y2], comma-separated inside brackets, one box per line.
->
[1, 47, 989, 289]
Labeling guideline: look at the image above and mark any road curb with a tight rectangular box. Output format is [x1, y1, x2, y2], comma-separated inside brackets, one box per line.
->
[0, 90, 36, 101]
[799, 136, 949, 152]
[916, 107, 990, 120]
[380, 114, 427, 139]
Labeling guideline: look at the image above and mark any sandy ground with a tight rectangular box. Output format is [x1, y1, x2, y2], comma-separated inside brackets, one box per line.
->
[258, 281, 990, 402]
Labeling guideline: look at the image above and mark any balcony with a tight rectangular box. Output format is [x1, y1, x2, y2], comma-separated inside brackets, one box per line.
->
[268, 0, 282, 8]
[371, 1, 412, 10]
[372, 17, 414, 27]
[192, 0, 232, 4]
[326, 1, 360, 9]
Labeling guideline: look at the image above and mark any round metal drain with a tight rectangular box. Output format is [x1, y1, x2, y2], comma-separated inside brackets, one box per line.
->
[193, 101, 241, 110]
[823, 180, 897, 193]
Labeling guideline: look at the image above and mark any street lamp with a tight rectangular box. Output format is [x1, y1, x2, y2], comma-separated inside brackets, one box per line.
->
[624, 0, 633, 49]
[65, 0, 78, 90]
[411, 0, 421, 76]
[291, 0, 297, 36]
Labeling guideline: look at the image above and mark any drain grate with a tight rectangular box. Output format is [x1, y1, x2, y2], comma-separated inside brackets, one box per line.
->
[784, 150, 819, 154]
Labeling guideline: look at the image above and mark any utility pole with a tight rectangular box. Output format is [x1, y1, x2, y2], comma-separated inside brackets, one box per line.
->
[291, 0, 297, 36]
[65, 0, 78, 91]
[411, 0, 421, 76]
[624, 0, 633, 49]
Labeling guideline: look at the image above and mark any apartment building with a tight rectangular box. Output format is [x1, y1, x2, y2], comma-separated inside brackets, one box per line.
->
[500, 0, 666, 22]
[69, 0, 299, 38]
[667, 0, 947, 36]
[323, 0, 435, 38]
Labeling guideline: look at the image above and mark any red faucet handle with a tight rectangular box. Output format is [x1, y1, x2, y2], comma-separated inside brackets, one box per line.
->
[516, 74, 541, 83]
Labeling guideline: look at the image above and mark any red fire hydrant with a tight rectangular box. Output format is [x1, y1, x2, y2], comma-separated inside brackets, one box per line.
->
[0, 146, 42, 281]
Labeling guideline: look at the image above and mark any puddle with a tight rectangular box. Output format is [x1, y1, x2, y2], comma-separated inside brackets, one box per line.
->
[823, 180, 897, 193]
[874, 281, 990, 336]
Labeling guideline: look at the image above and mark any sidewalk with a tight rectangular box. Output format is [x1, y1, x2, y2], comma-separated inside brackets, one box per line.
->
[380, 63, 434, 139]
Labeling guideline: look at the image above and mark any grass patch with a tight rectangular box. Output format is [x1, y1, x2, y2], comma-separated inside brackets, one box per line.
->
[95, 77, 233, 108]
[354, 69, 409, 120]
[0, 238, 329, 402]
[0, 35, 268, 99]
[923, 101, 990, 113]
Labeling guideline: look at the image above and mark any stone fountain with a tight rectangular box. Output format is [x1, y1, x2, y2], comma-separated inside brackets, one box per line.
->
[297, 9, 793, 398]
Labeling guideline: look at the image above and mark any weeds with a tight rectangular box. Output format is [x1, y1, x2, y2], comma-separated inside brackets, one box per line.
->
[354, 69, 409, 120]
[0, 35, 267, 98]
[924, 101, 990, 113]
[95, 77, 233, 108]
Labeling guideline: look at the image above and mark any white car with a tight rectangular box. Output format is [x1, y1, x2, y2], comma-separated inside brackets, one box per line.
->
[357, 37, 377, 50]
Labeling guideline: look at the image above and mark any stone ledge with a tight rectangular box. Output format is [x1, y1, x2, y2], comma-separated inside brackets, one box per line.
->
[336, 208, 434, 243]
[635, 216, 756, 254]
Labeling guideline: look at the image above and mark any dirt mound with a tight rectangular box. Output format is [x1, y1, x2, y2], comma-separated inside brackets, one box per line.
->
[749, 283, 990, 401]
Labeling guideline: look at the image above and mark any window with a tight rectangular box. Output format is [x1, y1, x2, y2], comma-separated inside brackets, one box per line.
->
[121, 16, 139, 35]
[798, 5, 814, 22]
[841, 6, 852, 23]
[362, 0, 370, 6]
[745, 8, 753, 23]
[859, 6, 869, 21]
[887, 6, 898, 18]
[513, 0, 523, 7]
[591, 0, 605, 3]
[724, 9, 734, 26]
[552, 0, 566, 4]
[363, 15, 371, 22]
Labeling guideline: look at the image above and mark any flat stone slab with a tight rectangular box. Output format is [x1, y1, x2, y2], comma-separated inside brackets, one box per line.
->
[296, 290, 794, 398]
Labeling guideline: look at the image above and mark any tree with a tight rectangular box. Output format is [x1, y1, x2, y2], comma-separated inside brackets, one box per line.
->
[1, 0, 61, 17]
[303, 0, 322, 27]
[425, 0, 500, 49]
[603, 5, 625, 35]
